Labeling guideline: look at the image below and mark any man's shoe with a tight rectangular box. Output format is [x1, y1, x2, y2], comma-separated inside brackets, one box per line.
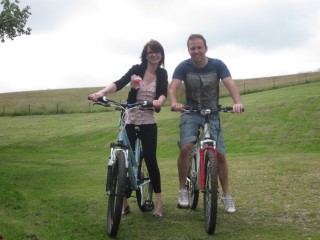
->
[178, 188, 189, 208]
[221, 195, 236, 213]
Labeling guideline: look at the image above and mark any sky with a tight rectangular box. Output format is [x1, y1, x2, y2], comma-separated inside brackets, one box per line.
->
[1, 0, 320, 93]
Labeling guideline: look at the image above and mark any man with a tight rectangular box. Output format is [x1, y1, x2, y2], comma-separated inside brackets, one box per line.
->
[169, 34, 243, 213]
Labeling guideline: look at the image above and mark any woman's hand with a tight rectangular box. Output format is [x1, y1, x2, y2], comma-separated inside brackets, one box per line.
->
[131, 74, 142, 89]
[88, 92, 104, 101]
[153, 100, 162, 108]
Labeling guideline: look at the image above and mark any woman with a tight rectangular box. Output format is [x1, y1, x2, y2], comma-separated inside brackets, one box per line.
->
[89, 39, 168, 217]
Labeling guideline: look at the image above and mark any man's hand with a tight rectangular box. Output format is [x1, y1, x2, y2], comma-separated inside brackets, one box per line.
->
[172, 103, 184, 112]
[233, 103, 244, 113]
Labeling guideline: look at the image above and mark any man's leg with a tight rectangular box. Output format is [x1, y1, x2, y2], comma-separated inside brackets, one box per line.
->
[177, 113, 199, 207]
[217, 153, 229, 196]
[177, 143, 193, 207]
[218, 153, 235, 213]
[178, 143, 193, 189]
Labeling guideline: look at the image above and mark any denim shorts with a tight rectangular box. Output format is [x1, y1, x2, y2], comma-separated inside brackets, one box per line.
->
[178, 112, 226, 154]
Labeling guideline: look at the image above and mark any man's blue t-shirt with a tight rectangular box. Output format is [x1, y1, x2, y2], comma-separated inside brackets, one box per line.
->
[172, 58, 231, 110]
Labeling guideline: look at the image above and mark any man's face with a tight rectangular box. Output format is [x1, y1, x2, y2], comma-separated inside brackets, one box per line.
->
[188, 38, 207, 63]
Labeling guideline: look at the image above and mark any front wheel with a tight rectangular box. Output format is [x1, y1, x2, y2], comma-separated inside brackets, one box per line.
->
[106, 151, 127, 237]
[204, 149, 218, 235]
[136, 156, 154, 212]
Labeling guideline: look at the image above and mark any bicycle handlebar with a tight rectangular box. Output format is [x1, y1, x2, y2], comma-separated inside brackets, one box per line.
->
[171, 105, 244, 114]
[88, 96, 154, 109]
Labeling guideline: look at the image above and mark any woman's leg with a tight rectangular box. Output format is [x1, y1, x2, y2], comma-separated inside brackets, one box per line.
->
[140, 124, 163, 216]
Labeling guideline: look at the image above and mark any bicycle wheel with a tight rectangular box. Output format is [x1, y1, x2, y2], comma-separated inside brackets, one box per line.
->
[106, 151, 126, 237]
[187, 150, 199, 209]
[203, 149, 218, 235]
[136, 155, 154, 212]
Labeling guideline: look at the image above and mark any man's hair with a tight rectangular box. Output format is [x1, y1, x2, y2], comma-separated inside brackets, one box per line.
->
[187, 34, 207, 49]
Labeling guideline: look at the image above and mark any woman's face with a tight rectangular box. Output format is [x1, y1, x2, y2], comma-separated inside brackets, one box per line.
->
[146, 47, 162, 65]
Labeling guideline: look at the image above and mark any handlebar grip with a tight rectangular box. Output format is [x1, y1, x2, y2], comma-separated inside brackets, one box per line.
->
[87, 95, 107, 102]
[171, 105, 190, 112]
[225, 106, 245, 112]
[97, 96, 107, 102]
[141, 101, 154, 108]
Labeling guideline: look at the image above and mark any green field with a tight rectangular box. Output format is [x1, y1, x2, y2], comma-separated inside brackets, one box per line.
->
[0, 82, 319, 239]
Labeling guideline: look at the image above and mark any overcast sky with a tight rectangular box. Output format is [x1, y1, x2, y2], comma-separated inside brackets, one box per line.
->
[1, 0, 319, 93]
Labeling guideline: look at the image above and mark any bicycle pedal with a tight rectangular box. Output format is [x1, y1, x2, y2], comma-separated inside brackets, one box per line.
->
[144, 200, 154, 211]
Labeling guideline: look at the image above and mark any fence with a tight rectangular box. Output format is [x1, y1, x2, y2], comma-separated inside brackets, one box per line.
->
[1, 71, 320, 116]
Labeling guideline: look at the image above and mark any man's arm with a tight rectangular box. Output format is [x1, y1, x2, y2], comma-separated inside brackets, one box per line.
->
[169, 79, 183, 110]
[222, 77, 243, 112]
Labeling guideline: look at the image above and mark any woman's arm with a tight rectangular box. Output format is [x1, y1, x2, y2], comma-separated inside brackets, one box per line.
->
[89, 83, 117, 101]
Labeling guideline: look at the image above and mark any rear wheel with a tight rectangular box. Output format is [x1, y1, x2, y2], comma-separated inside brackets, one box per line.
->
[204, 149, 218, 235]
[136, 156, 154, 212]
[187, 150, 199, 209]
[106, 151, 126, 237]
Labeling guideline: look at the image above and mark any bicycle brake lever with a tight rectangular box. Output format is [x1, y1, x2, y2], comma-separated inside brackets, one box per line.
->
[94, 102, 111, 107]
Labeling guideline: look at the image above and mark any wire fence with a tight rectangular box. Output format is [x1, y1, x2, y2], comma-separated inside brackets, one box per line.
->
[1, 71, 320, 116]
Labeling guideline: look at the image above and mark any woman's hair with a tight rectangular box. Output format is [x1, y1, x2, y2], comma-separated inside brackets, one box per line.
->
[187, 34, 207, 49]
[140, 39, 165, 67]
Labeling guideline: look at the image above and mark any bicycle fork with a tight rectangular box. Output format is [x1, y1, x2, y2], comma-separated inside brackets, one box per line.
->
[199, 120, 218, 191]
[199, 146, 218, 191]
[106, 146, 128, 195]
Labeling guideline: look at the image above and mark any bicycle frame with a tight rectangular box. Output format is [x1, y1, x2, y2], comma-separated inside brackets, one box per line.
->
[109, 118, 139, 189]
[110, 119, 152, 205]
[192, 112, 219, 191]
[97, 97, 154, 207]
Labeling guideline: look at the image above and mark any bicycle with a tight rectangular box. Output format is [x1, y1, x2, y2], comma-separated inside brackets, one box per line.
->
[91, 96, 155, 237]
[172, 105, 241, 235]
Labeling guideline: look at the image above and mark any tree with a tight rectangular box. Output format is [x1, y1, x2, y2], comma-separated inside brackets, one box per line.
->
[0, 0, 31, 42]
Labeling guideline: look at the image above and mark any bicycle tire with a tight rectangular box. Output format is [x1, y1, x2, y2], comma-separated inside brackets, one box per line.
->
[204, 149, 218, 235]
[136, 155, 154, 212]
[106, 151, 126, 237]
[187, 150, 199, 209]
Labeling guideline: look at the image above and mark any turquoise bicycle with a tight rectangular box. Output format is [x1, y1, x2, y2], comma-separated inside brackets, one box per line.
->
[92, 96, 154, 237]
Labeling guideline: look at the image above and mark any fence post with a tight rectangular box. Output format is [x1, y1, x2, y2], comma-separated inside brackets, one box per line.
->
[29, 104, 31, 115]
[273, 77, 275, 88]
[57, 104, 59, 114]
[304, 73, 307, 83]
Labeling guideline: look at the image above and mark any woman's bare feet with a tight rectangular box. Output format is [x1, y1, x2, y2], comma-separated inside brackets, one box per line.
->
[153, 193, 163, 217]
[122, 197, 130, 215]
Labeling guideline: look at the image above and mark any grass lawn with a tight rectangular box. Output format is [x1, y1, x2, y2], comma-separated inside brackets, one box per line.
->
[0, 82, 319, 239]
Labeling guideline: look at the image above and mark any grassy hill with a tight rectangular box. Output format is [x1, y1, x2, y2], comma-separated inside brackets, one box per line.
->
[1, 71, 319, 116]
[0, 82, 319, 239]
